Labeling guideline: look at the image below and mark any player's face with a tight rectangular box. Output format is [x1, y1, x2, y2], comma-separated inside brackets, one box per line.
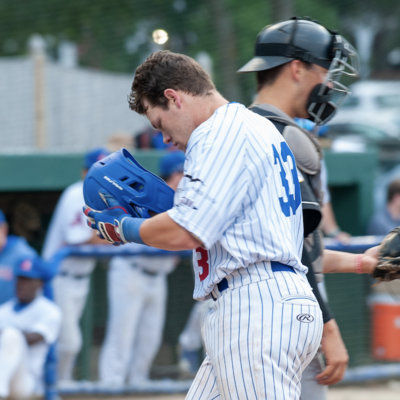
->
[16, 276, 43, 303]
[297, 64, 329, 118]
[143, 98, 196, 152]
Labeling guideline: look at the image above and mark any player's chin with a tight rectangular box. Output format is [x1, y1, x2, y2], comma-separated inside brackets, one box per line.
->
[174, 143, 184, 151]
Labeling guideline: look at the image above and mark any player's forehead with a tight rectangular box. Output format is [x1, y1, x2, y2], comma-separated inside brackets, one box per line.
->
[143, 99, 167, 128]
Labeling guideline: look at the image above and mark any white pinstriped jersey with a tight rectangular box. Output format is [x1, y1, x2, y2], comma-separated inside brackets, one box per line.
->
[168, 103, 306, 300]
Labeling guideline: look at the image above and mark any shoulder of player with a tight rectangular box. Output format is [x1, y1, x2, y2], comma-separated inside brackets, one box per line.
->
[1, 235, 36, 258]
[0, 299, 14, 311]
[189, 104, 250, 153]
[62, 181, 83, 197]
[55, 181, 84, 210]
[30, 296, 62, 317]
[0, 299, 15, 317]
[11, 236, 37, 257]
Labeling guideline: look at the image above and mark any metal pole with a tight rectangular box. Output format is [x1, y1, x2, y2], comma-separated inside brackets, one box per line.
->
[29, 35, 47, 150]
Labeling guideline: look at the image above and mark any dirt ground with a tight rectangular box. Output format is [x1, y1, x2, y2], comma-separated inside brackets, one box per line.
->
[66, 381, 400, 400]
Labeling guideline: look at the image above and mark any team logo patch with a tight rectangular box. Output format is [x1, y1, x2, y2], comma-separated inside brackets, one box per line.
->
[296, 314, 314, 323]
[20, 259, 32, 271]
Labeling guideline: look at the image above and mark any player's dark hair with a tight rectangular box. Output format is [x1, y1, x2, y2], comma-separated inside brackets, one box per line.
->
[387, 179, 400, 203]
[129, 50, 216, 115]
[256, 64, 287, 91]
[256, 61, 312, 92]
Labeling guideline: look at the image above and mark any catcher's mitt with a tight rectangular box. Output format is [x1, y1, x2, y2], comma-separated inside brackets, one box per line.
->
[373, 227, 400, 282]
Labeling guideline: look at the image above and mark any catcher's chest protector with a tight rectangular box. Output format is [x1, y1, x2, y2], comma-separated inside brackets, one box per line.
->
[250, 104, 324, 281]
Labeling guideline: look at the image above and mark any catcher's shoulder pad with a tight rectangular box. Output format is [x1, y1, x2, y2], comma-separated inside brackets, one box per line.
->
[281, 124, 321, 176]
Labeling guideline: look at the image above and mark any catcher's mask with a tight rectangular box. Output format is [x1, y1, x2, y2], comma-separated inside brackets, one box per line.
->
[238, 17, 360, 125]
[83, 148, 175, 218]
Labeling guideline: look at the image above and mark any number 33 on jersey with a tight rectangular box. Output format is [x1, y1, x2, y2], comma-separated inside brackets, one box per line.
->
[194, 141, 301, 283]
[273, 141, 301, 217]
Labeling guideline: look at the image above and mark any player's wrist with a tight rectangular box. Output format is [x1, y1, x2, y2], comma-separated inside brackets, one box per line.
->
[119, 217, 146, 245]
[355, 254, 363, 274]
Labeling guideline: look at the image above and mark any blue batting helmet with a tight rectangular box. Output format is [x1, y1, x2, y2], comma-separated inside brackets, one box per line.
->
[83, 148, 175, 218]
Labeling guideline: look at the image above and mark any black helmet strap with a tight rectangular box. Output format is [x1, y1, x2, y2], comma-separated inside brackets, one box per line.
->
[255, 43, 332, 70]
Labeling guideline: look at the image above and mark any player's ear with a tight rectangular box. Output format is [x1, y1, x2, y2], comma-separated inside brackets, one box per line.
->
[164, 89, 182, 109]
[290, 60, 303, 83]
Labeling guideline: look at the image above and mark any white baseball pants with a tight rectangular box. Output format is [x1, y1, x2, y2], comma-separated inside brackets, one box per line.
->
[99, 259, 167, 385]
[186, 270, 323, 400]
[0, 327, 36, 398]
[53, 274, 91, 381]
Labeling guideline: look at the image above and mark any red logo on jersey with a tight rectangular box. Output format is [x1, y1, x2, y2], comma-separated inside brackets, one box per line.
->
[196, 247, 210, 281]
[20, 259, 32, 271]
[71, 212, 83, 226]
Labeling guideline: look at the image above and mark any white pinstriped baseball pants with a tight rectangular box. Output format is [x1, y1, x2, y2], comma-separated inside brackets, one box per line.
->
[186, 270, 323, 400]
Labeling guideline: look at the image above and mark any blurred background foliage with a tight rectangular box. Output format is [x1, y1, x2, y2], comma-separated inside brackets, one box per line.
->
[1, 0, 400, 104]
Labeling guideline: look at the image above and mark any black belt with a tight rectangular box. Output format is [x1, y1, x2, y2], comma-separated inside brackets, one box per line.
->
[216, 262, 295, 296]
[141, 269, 158, 277]
[59, 271, 90, 279]
[130, 263, 159, 277]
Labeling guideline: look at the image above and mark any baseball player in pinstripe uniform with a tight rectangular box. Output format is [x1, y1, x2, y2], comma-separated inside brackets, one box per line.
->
[238, 17, 380, 399]
[98, 152, 183, 386]
[84, 50, 323, 400]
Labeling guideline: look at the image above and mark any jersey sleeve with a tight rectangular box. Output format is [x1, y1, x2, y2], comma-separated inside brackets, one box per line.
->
[28, 302, 62, 345]
[168, 128, 249, 249]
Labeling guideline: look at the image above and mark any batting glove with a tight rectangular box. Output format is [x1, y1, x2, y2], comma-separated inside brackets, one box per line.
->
[83, 189, 145, 246]
[83, 189, 130, 245]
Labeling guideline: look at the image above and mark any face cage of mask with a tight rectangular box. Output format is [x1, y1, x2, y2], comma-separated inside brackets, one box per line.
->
[307, 47, 360, 126]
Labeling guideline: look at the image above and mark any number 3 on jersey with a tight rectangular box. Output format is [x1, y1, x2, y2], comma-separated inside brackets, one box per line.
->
[196, 247, 209, 281]
[273, 142, 301, 217]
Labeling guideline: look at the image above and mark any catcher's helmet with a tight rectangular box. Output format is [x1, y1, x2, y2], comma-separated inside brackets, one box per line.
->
[83, 148, 175, 218]
[239, 17, 360, 125]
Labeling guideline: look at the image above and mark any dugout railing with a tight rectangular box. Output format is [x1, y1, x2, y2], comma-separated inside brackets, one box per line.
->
[49, 235, 400, 396]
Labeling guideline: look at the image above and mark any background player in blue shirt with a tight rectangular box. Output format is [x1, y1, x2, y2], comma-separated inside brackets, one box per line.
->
[0, 208, 38, 305]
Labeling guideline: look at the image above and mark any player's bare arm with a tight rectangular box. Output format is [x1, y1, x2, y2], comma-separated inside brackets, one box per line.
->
[139, 212, 201, 250]
[316, 319, 349, 385]
[323, 248, 378, 274]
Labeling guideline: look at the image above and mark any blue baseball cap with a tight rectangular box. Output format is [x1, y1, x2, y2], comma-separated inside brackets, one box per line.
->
[159, 152, 185, 177]
[84, 148, 111, 170]
[0, 209, 5, 224]
[14, 256, 55, 282]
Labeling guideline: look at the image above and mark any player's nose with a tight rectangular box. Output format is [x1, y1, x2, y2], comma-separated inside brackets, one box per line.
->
[163, 134, 172, 145]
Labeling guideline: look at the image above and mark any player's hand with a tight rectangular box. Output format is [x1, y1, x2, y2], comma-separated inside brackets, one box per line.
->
[83, 189, 130, 245]
[316, 319, 348, 385]
[362, 245, 380, 274]
[335, 231, 351, 245]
